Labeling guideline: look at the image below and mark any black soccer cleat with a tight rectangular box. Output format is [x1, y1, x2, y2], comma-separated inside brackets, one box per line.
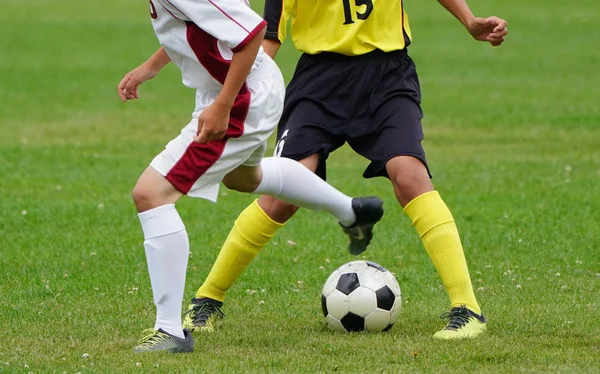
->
[133, 328, 194, 353]
[182, 297, 225, 333]
[340, 197, 384, 255]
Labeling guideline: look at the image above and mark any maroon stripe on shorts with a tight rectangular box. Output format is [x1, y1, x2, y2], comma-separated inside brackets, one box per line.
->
[165, 23, 251, 194]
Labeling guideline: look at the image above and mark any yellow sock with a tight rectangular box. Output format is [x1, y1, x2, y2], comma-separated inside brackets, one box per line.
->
[404, 191, 481, 314]
[195, 199, 283, 302]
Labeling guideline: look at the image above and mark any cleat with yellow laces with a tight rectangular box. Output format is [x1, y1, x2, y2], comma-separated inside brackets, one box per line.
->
[182, 297, 225, 333]
[133, 328, 194, 353]
[433, 305, 487, 340]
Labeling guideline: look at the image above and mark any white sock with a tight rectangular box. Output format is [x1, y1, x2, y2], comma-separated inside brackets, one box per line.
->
[138, 204, 189, 339]
[254, 157, 356, 225]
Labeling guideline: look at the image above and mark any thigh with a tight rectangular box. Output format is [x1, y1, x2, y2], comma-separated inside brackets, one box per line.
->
[348, 95, 430, 179]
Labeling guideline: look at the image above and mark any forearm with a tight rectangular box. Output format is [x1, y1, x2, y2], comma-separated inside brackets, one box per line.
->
[216, 27, 266, 108]
[262, 39, 281, 59]
[145, 47, 171, 72]
[437, 0, 475, 27]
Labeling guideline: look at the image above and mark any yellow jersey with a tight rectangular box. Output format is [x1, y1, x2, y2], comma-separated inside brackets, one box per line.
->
[263, 0, 412, 56]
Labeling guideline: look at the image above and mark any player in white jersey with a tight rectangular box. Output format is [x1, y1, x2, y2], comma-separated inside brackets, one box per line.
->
[117, 0, 384, 353]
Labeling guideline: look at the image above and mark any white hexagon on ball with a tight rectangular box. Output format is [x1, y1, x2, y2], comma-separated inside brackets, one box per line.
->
[356, 266, 387, 292]
[325, 289, 349, 320]
[325, 315, 346, 332]
[347, 287, 377, 317]
[389, 297, 402, 323]
[383, 271, 401, 296]
[337, 260, 368, 274]
[322, 270, 340, 297]
[365, 308, 392, 332]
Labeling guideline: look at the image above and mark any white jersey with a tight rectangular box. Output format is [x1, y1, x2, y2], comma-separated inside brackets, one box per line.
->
[149, 0, 267, 92]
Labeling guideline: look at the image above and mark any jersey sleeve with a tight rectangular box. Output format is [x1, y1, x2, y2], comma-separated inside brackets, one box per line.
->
[263, 0, 293, 43]
[169, 0, 266, 52]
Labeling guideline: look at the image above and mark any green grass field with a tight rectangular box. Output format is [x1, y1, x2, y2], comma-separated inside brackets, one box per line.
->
[1, 0, 599, 372]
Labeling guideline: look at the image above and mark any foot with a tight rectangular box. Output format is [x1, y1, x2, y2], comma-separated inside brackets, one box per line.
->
[433, 305, 487, 340]
[133, 328, 194, 353]
[340, 197, 384, 255]
[182, 297, 225, 333]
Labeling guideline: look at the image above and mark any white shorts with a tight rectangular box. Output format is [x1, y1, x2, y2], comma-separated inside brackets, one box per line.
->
[150, 57, 285, 202]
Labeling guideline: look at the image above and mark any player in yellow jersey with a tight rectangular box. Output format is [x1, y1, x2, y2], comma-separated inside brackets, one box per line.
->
[183, 0, 507, 339]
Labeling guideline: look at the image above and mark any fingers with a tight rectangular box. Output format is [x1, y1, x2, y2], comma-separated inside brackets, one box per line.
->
[212, 129, 226, 140]
[487, 28, 508, 46]
[194, 129, 227, 143]
[485, 16, 508, 34]
[194, 119, 206, 143]
[193, 120, 227, 144]
[487, 31, 507, 45]
[117, 75, 130, 102]
[482, 16, 508, 32]
[481, 16, 507, 46]
[123, 75, 140, 100]
[117, 71, 142, 102]
[487, 37, 504, 46]
[489, 29, 508, 38]
[492, 19, 508, 33]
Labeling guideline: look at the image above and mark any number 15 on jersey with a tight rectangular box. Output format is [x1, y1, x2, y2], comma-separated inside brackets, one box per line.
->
[342, 0, 373, 25]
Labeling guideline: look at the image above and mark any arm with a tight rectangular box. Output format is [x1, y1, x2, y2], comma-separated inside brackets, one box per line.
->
[262, 0, 286, 59]
[195, 27, 267, 143]
[437, 0, 508, 47]
[437, 0, 475, 27]
[216, 27, 266, 109]
[117, 47, 171, 102]
[262, 39, 281, 59]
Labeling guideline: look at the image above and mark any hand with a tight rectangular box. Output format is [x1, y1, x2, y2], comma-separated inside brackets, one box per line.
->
[466, 16, 508, 47]
[117, 63, 158, 102]
[194, 101, 231, 143]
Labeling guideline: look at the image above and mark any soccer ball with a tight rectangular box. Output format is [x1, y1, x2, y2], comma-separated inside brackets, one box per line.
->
[321, 260, 402, 332]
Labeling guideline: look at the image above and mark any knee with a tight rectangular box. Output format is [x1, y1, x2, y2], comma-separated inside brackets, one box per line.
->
[132, 184, 158, 212]
[131, 167, 181, 212]
[391, 176, 431, 207]
[258, 195, 299, 223]
[391, 168, 424, 192]
[387, 157, 433, 206]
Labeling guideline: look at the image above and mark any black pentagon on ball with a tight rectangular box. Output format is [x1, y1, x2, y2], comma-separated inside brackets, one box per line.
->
[340, 312, 365, 332]
[376, 286, 395, 311]
[321, 294, 328, 317]
[382, 324, 394, 332]
[336, 273, 360, 295]
[366, 261, 388, 272]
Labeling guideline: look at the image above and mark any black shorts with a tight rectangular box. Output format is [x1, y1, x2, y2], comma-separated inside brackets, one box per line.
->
[274, 48, 430, 180]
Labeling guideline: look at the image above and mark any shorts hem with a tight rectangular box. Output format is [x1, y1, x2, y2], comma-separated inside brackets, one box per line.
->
[186, 187, 219, 202]
[279, 146, 325, 162]
[364, 152, 431, 179]
[149, 163, 220, 202]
